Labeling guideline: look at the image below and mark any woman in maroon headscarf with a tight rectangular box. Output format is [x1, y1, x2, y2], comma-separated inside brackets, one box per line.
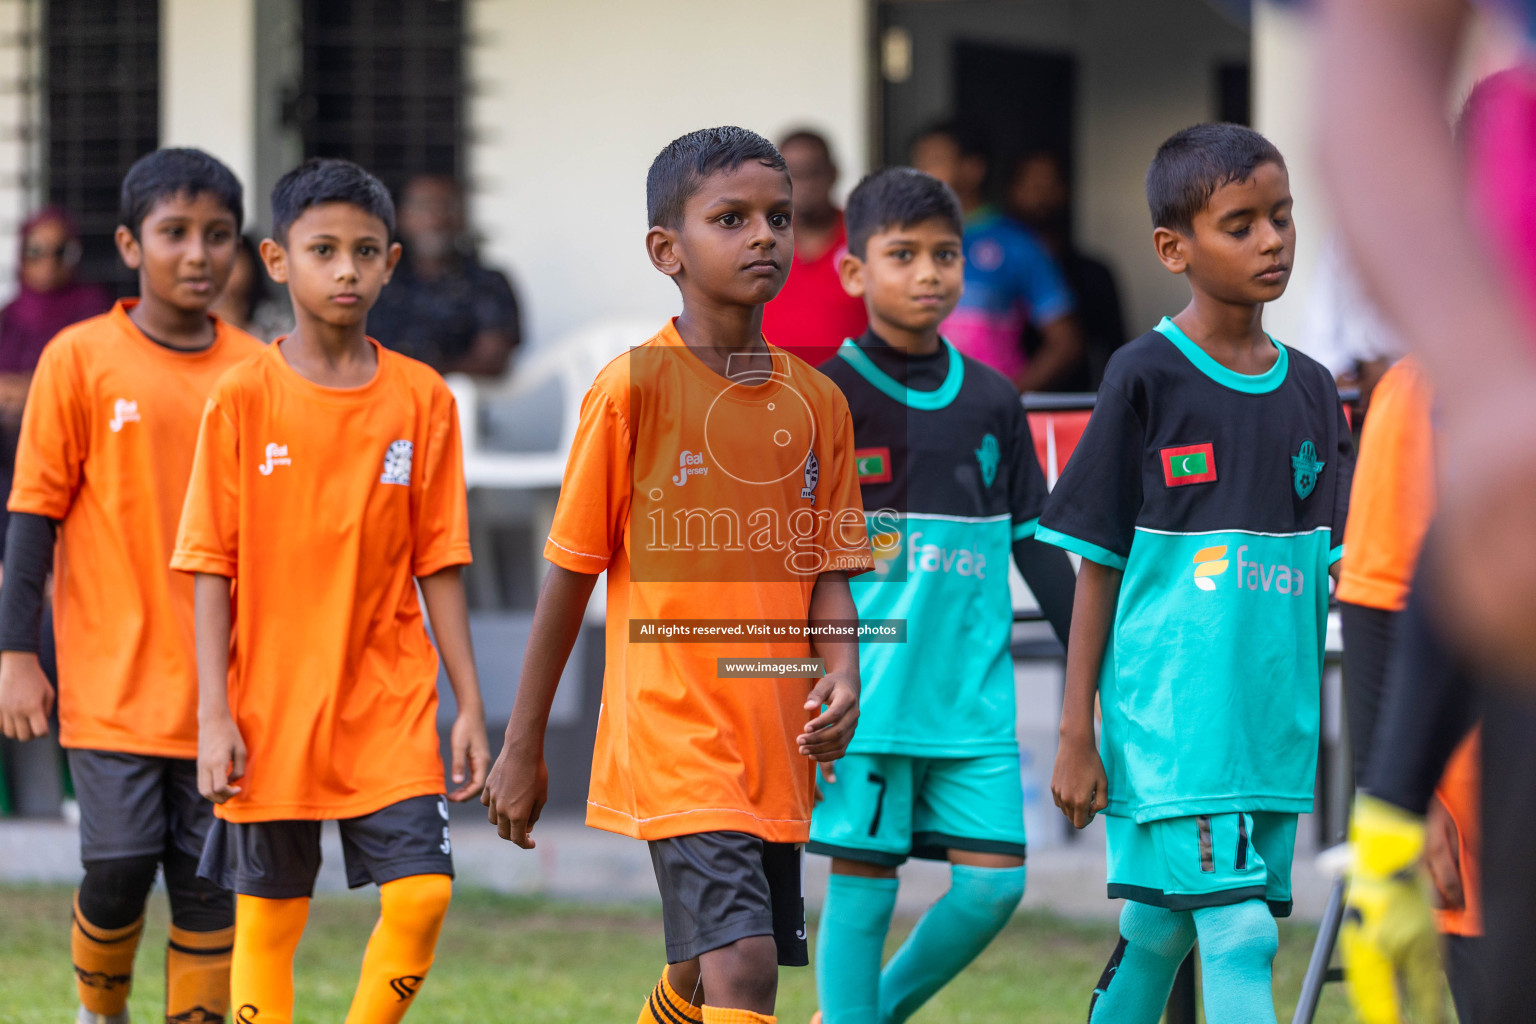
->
[0, 209, 111, 537]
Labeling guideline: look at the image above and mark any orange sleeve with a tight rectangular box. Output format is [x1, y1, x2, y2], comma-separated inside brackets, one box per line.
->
[8, 341, 86, 520]
[544, 384, 632, 574]
[171, 394, 241, 578]
[818, 401, 874, 577]
[412, 383, 473, 577]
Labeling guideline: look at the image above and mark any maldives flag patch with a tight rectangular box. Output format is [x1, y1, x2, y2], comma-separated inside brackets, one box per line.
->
[1161, 442, 1218, 487]
[855, 447, 892, 483]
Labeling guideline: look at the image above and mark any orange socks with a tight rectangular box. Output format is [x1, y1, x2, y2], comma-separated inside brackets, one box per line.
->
[343, 873, 452, 1024]
[166, 922, 234, 1023]
[702, 1008, 776, 1024]
[638, 966, 705, 1024]
[230, 894, 310, 1024]
[71, 891, 143, 1017]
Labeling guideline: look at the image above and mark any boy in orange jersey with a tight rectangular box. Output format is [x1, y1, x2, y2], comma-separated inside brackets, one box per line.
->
[482, 127, 873, 1024]
[172, 158, 490, 1024]
[0, 148, 260, 1024]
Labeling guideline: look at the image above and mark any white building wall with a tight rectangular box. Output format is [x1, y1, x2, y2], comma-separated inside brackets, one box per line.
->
[161, 0, 258, 198]
[467, 0, 869, 351]
[0, 0, 39, 296]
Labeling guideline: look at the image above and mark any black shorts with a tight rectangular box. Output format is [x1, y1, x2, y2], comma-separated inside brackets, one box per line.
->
[648, 831, 807, 967]
[68, 749, 214, 864]
[197, 793, 454, 899]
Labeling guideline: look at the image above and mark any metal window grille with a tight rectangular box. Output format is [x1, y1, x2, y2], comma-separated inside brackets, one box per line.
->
[298, 0, 464, 198]
[44, 0, 159, 293]
[0, 0, 44, 288]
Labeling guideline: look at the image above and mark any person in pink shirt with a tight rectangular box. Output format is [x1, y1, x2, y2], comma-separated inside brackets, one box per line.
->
[761, 130, 867, 366]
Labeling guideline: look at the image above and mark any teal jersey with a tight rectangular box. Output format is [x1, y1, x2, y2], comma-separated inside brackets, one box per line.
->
[1038, 320, 1353, 823]
[820, 333, 1051, 756]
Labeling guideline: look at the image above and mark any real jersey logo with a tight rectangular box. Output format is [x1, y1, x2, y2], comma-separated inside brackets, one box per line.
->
[380, 440, 413, 486]
[975, 433, 1000, 488]
[108, 399, 139, 433]
[1191, 545, 1230, 591]
[855, 447, 891, 484]
[1291, 439, 1324, 499]
[257, 442, 291, 476]
[1161, 442, 1217, 487]
[672, 450, 707, 486]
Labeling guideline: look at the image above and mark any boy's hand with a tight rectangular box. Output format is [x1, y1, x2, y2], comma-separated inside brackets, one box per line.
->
[0, 651, 54, 741]
[448, 705, 491, 802]
[198, 713, 246, 804]
[1423, 795, 1464, 911]
[799, 670, 859, 764]
[1051, 731, 1108, 828]
[482, 742, 548, 849]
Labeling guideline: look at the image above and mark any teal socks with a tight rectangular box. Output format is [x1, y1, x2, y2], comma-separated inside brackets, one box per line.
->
[1193, 900, 1279, 1024]
[1089, 902, 1196, 1024]
[878, 864, 1027, 1024]
[815, 874, 898, 1024]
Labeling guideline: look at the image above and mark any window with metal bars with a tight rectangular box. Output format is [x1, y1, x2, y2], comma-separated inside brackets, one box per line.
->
[45, 0, 159, 294]
[297, 0, 464, 199]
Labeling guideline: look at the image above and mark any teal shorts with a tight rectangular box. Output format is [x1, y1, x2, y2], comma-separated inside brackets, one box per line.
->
[1105, 811, 1297, 917]
[807, 752, 1026, 866]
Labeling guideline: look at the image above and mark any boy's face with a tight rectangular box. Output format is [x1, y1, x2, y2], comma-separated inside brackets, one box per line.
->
[839, 218, 964, 334]
[1157, 161, 1295, 305]
[261, 202, 401, 329]
[115, 191, 240, 313]
[647, 161, 794, 308]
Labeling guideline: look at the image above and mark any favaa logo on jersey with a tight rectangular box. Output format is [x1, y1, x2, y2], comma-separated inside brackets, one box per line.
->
[1191, 544, 1229, 591]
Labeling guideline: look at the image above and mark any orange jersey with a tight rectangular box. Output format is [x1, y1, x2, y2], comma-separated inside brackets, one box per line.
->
[1435, 728, 1482, 936]
[1337, 357, 1435, 610]
[171, 341, 471, 822]
[8, 301, 262, 757]
[547, 320, 872, 843]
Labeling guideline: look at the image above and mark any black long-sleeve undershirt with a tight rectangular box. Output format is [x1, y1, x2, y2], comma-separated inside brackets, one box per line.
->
[0, 511, 56, 654]
[1013, 535, 1074, 649]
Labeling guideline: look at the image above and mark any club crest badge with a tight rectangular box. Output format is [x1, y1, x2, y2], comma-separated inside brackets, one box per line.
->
[1291, 439, 1324, 499]
[975, 433, 1000, 488]
[801, 450, 819, 503]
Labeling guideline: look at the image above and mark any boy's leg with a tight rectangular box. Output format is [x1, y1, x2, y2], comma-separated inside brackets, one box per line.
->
[200, 817, 324, 1024]
[67, 750, 169, 1022]
[1192, 900, 1279, 1024]
[1087, 902, 1196, 1024]
[163, 758, 235, 1023]
[876, 755, 1027, 1024]
[806, 753, 910, 1024]
[647, 832, 803, 1022]
[334, 794, 456, 1022]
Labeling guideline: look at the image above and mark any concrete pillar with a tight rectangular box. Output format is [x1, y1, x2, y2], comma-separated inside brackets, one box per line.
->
[160, 0, 258, 202]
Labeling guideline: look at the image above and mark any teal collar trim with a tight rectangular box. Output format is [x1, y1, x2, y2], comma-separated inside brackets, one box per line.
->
[837, 338, 964, 410]
[1154, 317, 1288, 395]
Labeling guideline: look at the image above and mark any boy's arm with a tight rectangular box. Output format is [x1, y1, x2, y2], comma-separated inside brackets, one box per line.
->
[0, 513, 58, 741]
[419, 566, 489, 802]
[1050, 559, 1121, 828]
[194, 572, 245, 803]
[801, 570, 860, 778]
[482, 564, 598, 848]
[1012, 536, 1074, 649]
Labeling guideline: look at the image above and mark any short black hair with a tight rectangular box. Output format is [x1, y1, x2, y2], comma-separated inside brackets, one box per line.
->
[270, 157, 395, 243]
[1146, 123, 1286, 232]
[844, 167, 964, 258]
[119, 148, 243, 238]
[910, 120, 991, 162]
[646, 127, 786, 229]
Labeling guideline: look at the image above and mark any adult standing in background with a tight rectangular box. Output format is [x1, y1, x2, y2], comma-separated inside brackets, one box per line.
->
[760, 130, 867, 366]
[370, 174, 521, 376]
[1008, 150, 1127, 391]
[0, 209, 110, 542]
[911, 122, 1083, 393]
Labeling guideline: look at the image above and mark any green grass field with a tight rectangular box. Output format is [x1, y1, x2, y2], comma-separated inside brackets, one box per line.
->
[0, 885, 1358, 1023]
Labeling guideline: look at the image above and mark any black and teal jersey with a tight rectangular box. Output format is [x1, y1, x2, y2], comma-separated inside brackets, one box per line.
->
[820, 330, 1051, 756]
[1038, 318, 1353, 823]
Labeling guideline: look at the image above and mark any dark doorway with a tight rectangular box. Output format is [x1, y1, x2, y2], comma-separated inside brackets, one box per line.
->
[951, 42, 1076, 209]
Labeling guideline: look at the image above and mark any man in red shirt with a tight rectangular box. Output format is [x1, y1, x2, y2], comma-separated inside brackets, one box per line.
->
[761, 130, 867, 365]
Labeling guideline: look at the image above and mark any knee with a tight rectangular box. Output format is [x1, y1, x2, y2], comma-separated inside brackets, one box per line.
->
[702, 934, 778, 1007]
[1120, 902, 1196, 962]
[952, 864, 1026, 919]
[380, 873, 453, 928]
[1194, 901, 1278, 966]
[78, 855, 160, 929]
[164, 849, 234, 932]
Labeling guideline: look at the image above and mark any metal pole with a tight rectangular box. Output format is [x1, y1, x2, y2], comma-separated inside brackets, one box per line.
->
[1166, 951, 1198, 1024]
[1292, 877, 1348, 1024]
